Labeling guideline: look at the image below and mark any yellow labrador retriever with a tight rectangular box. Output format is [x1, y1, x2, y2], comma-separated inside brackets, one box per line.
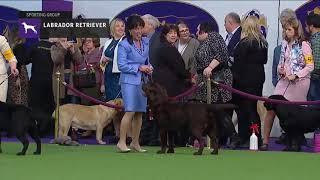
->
[54, 99, 123, 144]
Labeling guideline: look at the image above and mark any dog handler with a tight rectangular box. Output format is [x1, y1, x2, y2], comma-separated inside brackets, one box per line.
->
[0, 35, 19, 102]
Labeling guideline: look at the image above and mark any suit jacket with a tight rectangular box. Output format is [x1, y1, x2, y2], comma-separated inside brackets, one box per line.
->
[149, 31, 161, 66]
[226, 27, 242, 58]
[152, 41, 191, 96]
[117, 37, 149, 85]
[175, 38, 200, 74]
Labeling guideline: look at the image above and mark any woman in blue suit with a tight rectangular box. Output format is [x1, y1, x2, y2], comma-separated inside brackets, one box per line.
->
[116, 15, 153, 153]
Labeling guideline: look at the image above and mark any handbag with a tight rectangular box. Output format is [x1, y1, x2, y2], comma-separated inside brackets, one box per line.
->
[73, 60, 96, 89]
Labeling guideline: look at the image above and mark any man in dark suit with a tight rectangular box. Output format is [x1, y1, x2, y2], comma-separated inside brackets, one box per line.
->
[141, 14, 161, 64]
[224, 12, 241, 67]
[140, 14, 162, 146]
[222, 13, 243, 148]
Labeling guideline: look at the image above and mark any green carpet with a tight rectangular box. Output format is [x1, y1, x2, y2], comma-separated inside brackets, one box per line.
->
[0, 142, 319, 180]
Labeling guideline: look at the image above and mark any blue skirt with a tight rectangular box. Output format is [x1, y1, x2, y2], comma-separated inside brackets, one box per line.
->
[121, 83, 147, 112]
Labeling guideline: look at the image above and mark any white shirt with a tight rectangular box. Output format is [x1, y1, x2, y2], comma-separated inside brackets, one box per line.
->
[225, 26, 240, 46]
[177, 40, 188, 55]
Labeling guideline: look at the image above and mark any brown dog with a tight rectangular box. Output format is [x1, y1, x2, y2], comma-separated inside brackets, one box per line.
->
[53, 99, 123, 144]
[142, 82, 237, 155]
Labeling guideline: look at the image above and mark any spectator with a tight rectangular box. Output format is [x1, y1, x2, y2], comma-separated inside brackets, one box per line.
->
[224, 12, 241, 66]
[232, 16, 268, 147]
[306, 12, 320, 103]
[194, 22, 239, 148]
[100, 18, 125, 101]
[175, 21, 199, 77]
[152, 23, 192, 97]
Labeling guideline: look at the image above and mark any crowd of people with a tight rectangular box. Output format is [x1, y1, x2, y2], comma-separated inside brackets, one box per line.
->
[0, 8, 319, 152]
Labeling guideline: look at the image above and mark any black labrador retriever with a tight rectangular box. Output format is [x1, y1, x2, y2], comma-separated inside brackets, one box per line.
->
[264, 95, 320, 151]
[0, 101, 41, 155]
[142, 82, 237, 155]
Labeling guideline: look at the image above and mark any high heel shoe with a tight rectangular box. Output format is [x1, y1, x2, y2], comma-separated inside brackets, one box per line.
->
[129, 144, 147, 153]
[116, 144, 131, 153]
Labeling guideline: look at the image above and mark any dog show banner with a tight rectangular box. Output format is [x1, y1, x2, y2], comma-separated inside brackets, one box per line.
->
[115, 1, 219, 35]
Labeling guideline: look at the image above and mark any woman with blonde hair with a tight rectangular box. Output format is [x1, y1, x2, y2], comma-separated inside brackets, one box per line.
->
[100, 18, 125, 101]
[232, 16, 268, 148]
[100, 18, 125, 141]
[260, 16, 314, 151]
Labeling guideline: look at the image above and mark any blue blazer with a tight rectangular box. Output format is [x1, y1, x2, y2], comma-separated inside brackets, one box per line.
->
[227, 27, 242, 58]
[117, 37, 150, 85]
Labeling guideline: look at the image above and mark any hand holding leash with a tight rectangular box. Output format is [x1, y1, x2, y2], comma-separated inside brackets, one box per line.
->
[203, 66, 212, 78]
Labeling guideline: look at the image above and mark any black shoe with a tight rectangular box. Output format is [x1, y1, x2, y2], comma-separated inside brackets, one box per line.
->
[260, 144, 269, 151]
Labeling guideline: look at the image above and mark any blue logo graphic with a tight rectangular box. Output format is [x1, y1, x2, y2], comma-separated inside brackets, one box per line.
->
[18, 18, 40, 38]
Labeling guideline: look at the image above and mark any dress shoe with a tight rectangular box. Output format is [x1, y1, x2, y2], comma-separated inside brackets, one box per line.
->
[259, 144, 269, 151]
[129, 144, 147, 153]
[116, 144, 131, 153]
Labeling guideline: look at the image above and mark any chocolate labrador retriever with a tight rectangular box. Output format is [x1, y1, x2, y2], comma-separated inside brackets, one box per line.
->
[142, 82, 237, 155]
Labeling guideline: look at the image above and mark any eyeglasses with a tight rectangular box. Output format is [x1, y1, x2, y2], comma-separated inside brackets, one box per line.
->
[85, 39, 93, 43]
[179, 28, 189, 33]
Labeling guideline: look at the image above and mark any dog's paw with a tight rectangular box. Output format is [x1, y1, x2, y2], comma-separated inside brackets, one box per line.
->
[193, 151, 203, 155]
[33, 151, 41, 155]
[167, 149, 175, 153]
[97, 141, 106, 145]
[157, 150, 166, 154]
[16, 152, 26, 156]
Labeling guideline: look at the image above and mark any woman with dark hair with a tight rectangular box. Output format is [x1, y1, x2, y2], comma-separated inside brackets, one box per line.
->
[117, 14, 152, 152]
[195, 22, 239, 148]
[152, 23, 192, 97]
[151, 23, 192, 147]
[195, 21, 232, 104]
[78, 37, 103, 105]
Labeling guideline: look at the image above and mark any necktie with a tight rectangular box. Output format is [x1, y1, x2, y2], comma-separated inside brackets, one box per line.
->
[226, 33, 233, 46]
